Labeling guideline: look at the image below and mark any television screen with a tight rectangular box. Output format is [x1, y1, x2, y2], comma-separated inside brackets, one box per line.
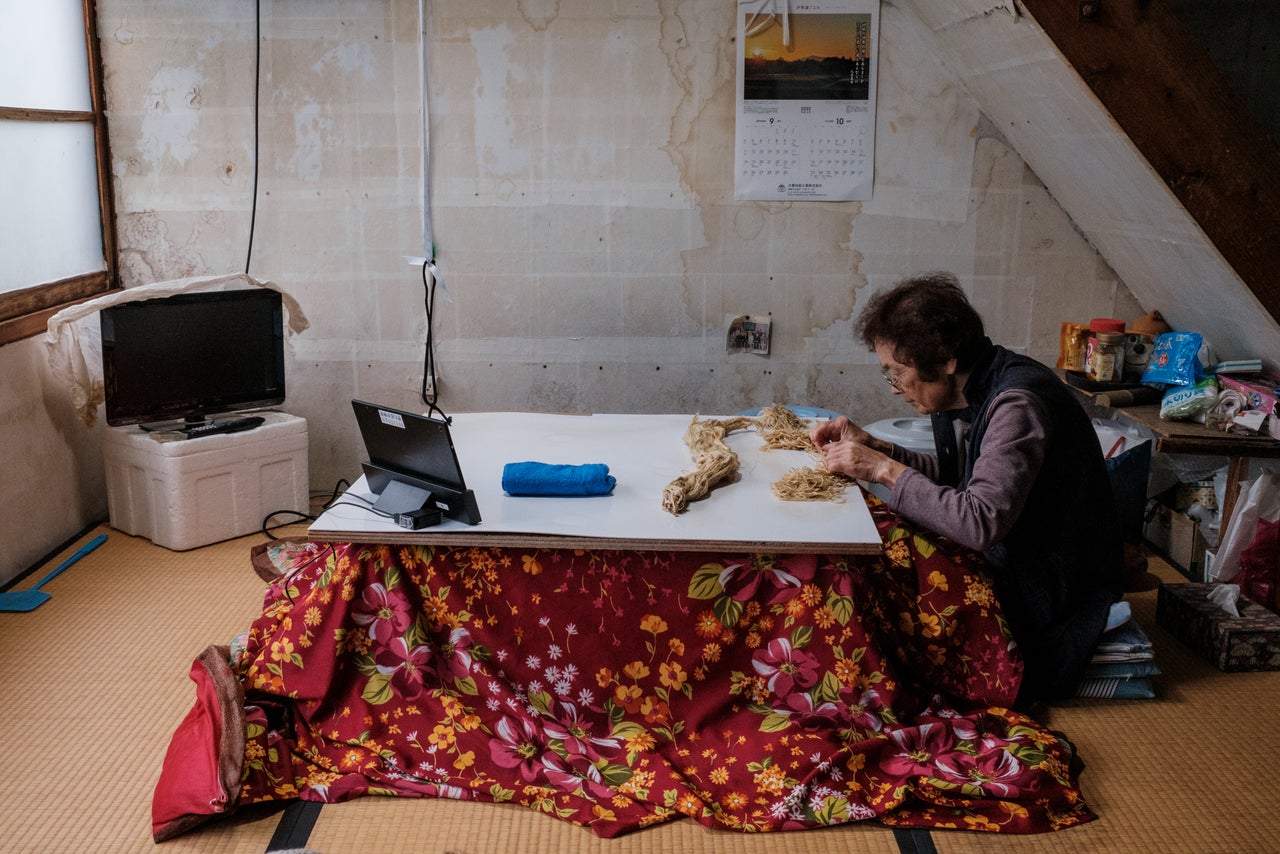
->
[100, 288, 286, 428]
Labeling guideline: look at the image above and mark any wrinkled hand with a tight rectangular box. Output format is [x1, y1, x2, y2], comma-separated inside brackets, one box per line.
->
[809, 415, 871, 449]
[810, 416, 904, 488]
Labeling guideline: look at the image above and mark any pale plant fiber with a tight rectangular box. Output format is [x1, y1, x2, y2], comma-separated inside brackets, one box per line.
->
[661, 405, 851, 514]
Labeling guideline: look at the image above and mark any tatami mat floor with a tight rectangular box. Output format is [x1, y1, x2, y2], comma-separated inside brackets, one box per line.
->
[1, 522, 1277, 853]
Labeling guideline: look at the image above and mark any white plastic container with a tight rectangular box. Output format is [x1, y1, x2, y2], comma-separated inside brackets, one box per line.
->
[102, 411, 309, 550]
[862, 417, 934, 500]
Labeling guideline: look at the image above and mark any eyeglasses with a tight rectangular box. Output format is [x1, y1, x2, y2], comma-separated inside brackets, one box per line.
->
[880, 365, 909, 390]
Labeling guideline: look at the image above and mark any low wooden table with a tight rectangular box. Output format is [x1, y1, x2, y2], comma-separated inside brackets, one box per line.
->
[1073, 391, 1280, 531]
[310, 411, 882, 554]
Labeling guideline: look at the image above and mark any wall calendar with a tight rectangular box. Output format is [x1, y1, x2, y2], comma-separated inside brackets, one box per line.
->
[734, 0, 880, 201]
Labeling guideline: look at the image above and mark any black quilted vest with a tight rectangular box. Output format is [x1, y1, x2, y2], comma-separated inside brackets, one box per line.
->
[930, 342, 1124, 702]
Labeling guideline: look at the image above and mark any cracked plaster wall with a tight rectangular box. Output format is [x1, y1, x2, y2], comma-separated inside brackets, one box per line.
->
[1, 0, 1144, 583]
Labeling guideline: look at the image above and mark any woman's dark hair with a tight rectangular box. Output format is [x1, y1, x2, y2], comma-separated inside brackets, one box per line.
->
[854, 271, 987, 380]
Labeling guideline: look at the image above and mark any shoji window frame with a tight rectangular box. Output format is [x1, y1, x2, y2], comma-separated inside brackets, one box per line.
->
[0, 0, 117, 345]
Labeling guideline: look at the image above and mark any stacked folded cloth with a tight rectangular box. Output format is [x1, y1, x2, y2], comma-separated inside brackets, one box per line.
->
[501, 461, 616, 496]
[1076, 605, 1159, 699]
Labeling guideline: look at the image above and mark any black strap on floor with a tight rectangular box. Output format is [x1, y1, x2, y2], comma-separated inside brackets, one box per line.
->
[266, 800, 322, 852]
[261, 799, 931, 852]
[893, 826, 939, 854]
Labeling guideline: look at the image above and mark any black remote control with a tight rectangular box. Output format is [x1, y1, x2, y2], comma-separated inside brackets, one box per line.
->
[182, 415, 266, 438]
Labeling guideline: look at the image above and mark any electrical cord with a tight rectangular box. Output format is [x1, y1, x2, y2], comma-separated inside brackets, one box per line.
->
[261, 509, 313, 540]
[259, 478, 360, 540]
[417, 3, 449, 426]
[277, 541, 336, 605]
[327, 499, 395, 519]
[321, 477, 352, 509]
[420, 260, 450, 423]
[245, 0, 261, 275]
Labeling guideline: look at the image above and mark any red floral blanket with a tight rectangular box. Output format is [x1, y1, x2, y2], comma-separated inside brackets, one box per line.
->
[152, 496, 1095, 840]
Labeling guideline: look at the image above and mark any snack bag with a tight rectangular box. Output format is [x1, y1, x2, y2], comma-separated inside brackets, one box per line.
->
[1158, 376, 1218, 421]
[1142, 331, 1204, 386]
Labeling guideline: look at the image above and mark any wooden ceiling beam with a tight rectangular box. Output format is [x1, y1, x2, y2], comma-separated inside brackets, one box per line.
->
[1020, 0, 1280, 326]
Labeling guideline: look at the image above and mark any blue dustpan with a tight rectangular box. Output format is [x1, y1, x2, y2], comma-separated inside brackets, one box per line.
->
[0, 533, 107, 612]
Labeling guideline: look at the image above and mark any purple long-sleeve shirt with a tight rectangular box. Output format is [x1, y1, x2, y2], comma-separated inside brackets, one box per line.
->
[884, 389, 1051, 552]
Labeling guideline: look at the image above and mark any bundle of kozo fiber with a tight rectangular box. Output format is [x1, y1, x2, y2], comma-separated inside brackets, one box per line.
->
[755, 404, 851, 503]
[660, 406, 850, 515]
[661, 415, 756, 514]
[771, 464, 849, 502]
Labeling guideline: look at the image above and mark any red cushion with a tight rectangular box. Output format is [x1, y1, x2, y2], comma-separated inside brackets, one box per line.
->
[151, 646, 245, 842]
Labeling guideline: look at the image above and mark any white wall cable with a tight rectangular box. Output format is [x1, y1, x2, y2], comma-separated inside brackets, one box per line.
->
[743, 0, 792, 48]
[418, 0, 435, 265]
[417, 0, 447, 416]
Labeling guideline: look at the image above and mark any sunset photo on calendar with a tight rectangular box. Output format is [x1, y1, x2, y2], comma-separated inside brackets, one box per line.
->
[743, 13, 872, 101]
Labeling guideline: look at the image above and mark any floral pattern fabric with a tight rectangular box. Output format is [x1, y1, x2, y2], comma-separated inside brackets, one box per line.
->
[225, 495, 1095, 836]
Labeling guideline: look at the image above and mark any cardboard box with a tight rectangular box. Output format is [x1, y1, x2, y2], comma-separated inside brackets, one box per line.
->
[1156, 582, 1280, 671]
[1217, 373, 1279, 417]
[103, 412, 308, 551]
[1144, 500, 1208, 582]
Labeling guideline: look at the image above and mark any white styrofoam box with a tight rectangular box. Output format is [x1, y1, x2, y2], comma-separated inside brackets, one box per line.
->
[102, 411, 308, 551]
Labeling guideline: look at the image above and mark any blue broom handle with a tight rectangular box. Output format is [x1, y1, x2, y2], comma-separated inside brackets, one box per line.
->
[35, 533, 108, 589]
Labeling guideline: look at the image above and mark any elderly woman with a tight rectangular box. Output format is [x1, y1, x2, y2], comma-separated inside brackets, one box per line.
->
[812, 272, 1124, 704]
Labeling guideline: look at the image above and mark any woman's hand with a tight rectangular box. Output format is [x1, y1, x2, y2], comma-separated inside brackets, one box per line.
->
[811, 416, 904, 489]
[810, 415, 872, 448]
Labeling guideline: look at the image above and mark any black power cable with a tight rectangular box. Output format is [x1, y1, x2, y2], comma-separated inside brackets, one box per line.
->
[245, 0, 261, 275]
[260, 478, 353, 540]
[420, 260, 450, 423]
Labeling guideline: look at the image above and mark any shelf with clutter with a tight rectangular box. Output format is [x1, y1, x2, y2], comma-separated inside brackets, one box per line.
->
[1060, 311, 1280, 668]
[1061, 310, 1280, 516]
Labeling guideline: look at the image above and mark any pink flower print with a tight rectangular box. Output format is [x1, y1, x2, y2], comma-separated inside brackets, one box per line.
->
[353, 583, 413, 645]
[751, 638, 820, 696]
[839, 686, 889, 734]
[541, 752, 616, 800]
[917, 699, 979, 741]
[439, 626, 477, 679]
[373, 637, 433, 699]
[782, 692, 842, 732]
[542, 701, 621, 764]
[878, 722, 958, 777]
[719, 554, 817, 604]
[933, 746, 1031, 797]
[489, 715, 551, 783]
[825, 558, 855, 598]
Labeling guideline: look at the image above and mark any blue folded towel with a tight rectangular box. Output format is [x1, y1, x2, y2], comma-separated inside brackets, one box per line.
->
[501, 461, 616, 496]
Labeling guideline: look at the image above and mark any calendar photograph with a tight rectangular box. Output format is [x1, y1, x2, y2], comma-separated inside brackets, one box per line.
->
[734, 0, 879, 201]
[743, 13, 872, 102]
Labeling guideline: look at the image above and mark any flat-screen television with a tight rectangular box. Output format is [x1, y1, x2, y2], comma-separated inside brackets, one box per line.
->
[100, 288, 286, 428]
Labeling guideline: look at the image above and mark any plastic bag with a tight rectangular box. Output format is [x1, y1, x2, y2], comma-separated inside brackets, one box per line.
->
[1159, 377, 1218, 421]
[1142, 331, 1204, 386]
[1237, 518, 1280, 614]
[1211, 468, 1280, 583]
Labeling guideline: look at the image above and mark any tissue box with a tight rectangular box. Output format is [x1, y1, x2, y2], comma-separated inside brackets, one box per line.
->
[1217, 373, 1280, 418]
[1215, 374, 1280, 438]
[1156, 582, 1280, 671]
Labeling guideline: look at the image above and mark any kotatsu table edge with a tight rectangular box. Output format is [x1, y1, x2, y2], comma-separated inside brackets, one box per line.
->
[303, 529, 884, 555]
[309, 411, 883, 553]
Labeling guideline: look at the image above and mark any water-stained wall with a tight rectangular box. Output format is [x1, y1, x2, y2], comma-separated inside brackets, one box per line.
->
[0, 0, 1144, 584]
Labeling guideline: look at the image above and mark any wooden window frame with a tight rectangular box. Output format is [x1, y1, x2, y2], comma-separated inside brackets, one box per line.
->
[0, 0, 118, 346]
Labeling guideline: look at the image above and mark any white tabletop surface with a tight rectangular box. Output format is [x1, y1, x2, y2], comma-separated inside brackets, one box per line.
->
[309, 412, 881, 553]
